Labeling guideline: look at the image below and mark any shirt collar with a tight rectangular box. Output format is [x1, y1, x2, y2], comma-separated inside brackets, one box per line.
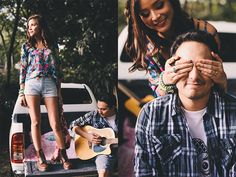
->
[206, 89, 225, 119]
[171, 93, 182, 116]
[170, 89, 225, 119]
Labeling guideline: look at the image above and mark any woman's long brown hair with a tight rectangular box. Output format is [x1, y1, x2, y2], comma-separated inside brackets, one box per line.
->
[26, 14, 54, 49]
[125, 0, 194, 72]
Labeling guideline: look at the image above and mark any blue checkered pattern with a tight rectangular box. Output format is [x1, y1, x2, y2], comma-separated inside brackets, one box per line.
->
[135, 90, 236, 177]
[69, 110, 118, 131]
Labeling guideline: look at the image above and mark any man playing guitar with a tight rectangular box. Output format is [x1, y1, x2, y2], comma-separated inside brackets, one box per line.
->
[70, 93, 117, 177]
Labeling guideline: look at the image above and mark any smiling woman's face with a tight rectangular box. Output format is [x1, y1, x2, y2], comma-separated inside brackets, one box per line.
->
[138, 0, 174, 36]
[28, 18, 40, 37]
[175, 41, 214, 100]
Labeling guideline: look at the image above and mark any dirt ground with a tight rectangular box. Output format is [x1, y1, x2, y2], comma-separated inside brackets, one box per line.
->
[0, 148, 12, 177]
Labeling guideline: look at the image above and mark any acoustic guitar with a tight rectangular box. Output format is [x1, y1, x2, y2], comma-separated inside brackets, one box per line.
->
[118, 82, 154, 117]
[74, 125, 118, 160]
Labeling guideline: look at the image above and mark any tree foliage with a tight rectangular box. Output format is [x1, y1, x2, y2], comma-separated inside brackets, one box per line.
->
[118, 0, 236, 34]
[0, 0, 117, 97]
[182, 0, 236, 21]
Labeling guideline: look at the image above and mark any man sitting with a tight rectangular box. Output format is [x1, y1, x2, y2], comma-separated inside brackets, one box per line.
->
[70, 93, 117, 177]
[134, 31, 236, 177]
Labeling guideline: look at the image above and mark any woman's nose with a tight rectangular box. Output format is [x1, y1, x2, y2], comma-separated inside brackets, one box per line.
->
[150, 10, 160, 23]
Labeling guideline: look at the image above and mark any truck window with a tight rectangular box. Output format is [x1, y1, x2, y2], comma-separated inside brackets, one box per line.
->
[39, 88, 92, 105]
[120, 33, 236, 63]
[120, 42, 132, 62]
[219, 33, 236, 62]
[61, 88, 92, 104]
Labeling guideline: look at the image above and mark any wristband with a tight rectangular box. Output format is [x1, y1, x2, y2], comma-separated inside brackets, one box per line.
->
[18, 88, 25, 96]
[158, 72, 175, 93]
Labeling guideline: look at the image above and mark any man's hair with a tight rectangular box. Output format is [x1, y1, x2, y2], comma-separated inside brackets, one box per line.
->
[170, 30, 219, 57]
[97, 93, 117, 108]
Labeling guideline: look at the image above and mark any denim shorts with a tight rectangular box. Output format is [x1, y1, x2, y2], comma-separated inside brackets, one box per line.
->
[24, 77, 58, 97]
[95, 154, 116, 172]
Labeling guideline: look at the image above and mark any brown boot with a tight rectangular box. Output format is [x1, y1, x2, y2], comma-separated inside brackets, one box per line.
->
[59, 148, 72, 170]
[36, 149, 49, 172]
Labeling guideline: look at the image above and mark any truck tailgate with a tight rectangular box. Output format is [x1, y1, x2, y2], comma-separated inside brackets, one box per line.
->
[24, 159, 97, 177]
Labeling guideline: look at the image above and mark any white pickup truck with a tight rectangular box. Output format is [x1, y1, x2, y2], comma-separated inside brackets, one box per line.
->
[118, 21, 236, 96]
[9, 83, 98, 177]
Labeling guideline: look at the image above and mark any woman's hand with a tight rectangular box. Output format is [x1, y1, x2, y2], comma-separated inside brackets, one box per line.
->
[163, 56, 193, 85]
[196, 52, 227, 91]
[20, 95, 27, 107]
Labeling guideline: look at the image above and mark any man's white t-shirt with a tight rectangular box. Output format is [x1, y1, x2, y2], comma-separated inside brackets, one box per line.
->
[106, 114, 118, 133]
[182, 107, 207, 144]
[182, 107, 211, 177]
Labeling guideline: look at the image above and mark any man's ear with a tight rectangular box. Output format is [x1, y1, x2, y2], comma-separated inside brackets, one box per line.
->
[111, 105, 116, 112]
[210, 80, 214, 88]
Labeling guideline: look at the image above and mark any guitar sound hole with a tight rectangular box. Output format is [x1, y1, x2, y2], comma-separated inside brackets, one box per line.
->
[101, 137, 107, 146]
[92, 137, 107, 153]
[93, 145, 106, 152]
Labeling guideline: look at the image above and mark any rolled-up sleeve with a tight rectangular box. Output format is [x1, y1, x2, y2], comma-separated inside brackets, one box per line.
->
[69, 111, 94, 130]
[19, 43, 28, 84]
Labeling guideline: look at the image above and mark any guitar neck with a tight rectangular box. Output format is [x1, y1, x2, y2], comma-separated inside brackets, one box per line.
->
[118, 82, 141, 102]
[103, 138, 118, 145]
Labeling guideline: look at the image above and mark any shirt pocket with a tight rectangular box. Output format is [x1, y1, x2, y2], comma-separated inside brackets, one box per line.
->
[218, 137, 236, 168]
[152, 134, 182, 165]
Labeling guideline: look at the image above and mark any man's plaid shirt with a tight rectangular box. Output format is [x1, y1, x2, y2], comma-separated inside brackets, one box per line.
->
[69, 110, 118, 135]
[135, 91, 236, 177]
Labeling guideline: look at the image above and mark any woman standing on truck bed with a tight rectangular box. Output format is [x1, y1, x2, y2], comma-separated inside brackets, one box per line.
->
[18, 14, 72, 172]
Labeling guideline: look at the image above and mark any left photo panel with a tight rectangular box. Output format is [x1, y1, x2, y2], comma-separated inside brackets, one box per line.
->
[0, 0, 118, 176]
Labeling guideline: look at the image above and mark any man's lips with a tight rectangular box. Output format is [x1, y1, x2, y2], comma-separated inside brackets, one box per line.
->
[186, 82, 204, 87]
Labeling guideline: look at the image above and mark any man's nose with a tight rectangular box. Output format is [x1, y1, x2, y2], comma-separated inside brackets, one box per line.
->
[188, 66, 201, 80]
[98, 109, 102, 114]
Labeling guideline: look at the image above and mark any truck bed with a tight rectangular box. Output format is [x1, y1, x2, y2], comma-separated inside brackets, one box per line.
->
[24, 159, 97, 177]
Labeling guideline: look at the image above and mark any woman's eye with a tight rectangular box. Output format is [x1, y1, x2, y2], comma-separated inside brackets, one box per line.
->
[30, 23, 37, 27]
[154, 1, 164, 9]
[140, 11, 149, 18]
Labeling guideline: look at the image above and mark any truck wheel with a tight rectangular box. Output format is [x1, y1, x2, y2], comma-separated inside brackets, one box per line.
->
[10, 170, 24, 177]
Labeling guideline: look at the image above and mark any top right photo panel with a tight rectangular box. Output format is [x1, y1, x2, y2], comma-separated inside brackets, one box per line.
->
[118, 0, 236, 177]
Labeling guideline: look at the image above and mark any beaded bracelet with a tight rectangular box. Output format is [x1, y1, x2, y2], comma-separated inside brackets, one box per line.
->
[18, 88, 25, 96]
[158, 72, 175, 93]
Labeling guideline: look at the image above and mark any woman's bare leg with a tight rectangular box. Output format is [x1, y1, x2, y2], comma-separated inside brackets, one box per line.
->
[25, 95, 42, 151]
[44, 97, 65, 149]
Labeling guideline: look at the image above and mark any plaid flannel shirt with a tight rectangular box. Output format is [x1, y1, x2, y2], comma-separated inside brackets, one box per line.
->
[69, 110, 118, 137]
[135, 90, 236, 177]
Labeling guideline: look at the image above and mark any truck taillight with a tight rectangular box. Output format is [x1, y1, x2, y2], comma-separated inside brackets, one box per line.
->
[11, 133, 24, 163]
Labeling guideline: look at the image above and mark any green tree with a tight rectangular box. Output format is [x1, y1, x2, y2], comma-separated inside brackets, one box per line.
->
[0, 0, 24, 84]
[0, 0, 117, 97]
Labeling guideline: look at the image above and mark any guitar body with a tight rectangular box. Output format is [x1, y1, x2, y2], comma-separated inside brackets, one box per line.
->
[75, 126, 116, 160]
